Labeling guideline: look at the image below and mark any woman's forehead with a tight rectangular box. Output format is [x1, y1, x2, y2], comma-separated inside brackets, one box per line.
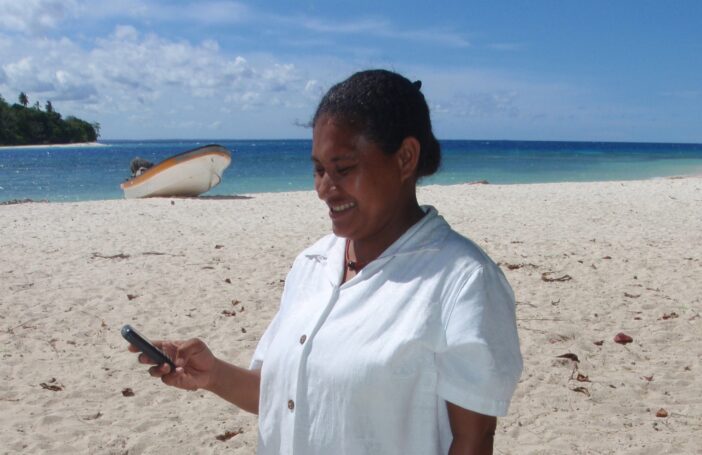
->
[312, 122, 361, 157]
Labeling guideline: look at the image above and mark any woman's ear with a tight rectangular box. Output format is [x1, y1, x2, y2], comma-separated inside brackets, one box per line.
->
[396, 137, 421, 182]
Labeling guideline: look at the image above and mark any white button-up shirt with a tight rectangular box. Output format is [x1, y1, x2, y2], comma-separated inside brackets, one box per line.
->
[251, 207, 522, 454]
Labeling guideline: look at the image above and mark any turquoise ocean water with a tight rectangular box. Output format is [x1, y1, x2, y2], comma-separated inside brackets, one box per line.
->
[1, 139, 702, 202]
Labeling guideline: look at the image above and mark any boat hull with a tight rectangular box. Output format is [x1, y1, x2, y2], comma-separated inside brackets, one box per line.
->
[120, 145, 231, 199]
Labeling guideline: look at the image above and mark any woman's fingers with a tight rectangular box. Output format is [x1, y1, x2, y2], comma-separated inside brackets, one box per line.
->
[138, 353, 155, 364]
[174, 338, 206, 361]
[148, 363, 172, 377]
[130, 340, 179, 364]
[161, 368, 193, 389]
[127, 338, 209, 391]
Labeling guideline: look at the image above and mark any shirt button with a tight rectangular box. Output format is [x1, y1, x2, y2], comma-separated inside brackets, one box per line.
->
[299, 334, 307, 344]
[288, 399, 295, 411]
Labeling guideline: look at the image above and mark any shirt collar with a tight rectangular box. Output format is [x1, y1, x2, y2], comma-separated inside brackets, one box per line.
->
[304, 205, 449, 285]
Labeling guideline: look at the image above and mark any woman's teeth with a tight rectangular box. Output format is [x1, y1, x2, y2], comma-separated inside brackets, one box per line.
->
[331, 202, 356, 212]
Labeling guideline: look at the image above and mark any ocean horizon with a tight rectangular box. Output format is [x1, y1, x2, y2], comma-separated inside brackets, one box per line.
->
[2, 139, 702, 203]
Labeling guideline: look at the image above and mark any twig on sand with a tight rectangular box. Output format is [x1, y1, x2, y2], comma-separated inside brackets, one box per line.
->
[4, 317, 42, 335]
[541, 272, 572, 282]
[91, 252, 130, 260]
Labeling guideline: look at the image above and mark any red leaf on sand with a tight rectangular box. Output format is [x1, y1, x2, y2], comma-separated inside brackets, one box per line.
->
[642, 375, 654, 382]
[614, 332, 633, 344]
[656, 408, 668, 418]
[122, 388, 135, 397]
[216, 429, 243, 441]
[576, 373, 590, 382]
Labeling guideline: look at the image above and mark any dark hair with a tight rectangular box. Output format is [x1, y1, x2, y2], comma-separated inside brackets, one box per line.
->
[312, 69, 441, 178]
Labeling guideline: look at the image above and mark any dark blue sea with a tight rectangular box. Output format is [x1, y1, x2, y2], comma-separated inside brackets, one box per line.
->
[2, 139, 702, 202]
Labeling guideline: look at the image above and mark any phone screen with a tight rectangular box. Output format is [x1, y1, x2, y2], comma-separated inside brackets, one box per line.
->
[121, 324, 176, 370]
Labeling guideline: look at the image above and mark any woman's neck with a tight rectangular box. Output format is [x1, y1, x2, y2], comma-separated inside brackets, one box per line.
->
[349, 199, 425, 268]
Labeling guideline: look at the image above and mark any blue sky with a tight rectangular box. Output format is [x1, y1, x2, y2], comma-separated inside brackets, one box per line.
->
[1, 0, 700, 142]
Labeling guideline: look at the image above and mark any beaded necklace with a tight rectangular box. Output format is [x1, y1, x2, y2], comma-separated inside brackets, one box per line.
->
[344, 239, 367, 271]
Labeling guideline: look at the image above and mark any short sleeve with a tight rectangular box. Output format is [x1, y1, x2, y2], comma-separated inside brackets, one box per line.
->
[436, 265, 523, 416]
[249, 308, 281, 370]
[249, 264, 298, 370]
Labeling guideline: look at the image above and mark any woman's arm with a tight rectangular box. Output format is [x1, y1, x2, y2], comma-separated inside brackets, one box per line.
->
[204, 358, 261, 415]
[447, 401, 497, 455]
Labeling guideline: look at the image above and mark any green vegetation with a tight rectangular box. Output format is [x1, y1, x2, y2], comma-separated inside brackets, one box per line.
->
[0, 92, 100, 146]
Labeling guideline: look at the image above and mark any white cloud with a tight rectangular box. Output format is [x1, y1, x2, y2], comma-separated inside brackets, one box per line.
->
[298, 17, 387, 34]
[293, 16, 470, 48]
[0, 20, 333, 137]
[176, 1, 250, 24]
[304, 79, 324, 98]
[433, 91, 520, 118]
[112, 25, 139, 41]
[79, 0, 251, 24]
[0, 0, 79, 34]
[0, 25, 309, 109]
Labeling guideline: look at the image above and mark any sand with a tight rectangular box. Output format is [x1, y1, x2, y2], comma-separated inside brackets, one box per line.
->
[1, 178, 700, 454]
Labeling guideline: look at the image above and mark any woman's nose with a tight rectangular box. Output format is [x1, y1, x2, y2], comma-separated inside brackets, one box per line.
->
[316, 172, 338, 198]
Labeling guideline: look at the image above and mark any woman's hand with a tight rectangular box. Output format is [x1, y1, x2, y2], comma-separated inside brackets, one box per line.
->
[127, 337, 261, 414]
[128, 338, 216, 391]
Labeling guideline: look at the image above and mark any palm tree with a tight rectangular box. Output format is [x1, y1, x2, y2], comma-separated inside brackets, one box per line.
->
[18, 92, 28, 107]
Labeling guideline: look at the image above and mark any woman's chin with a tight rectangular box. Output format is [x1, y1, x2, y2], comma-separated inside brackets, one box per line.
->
[330, 222, 354, 239]
[331, 224, 346, 237]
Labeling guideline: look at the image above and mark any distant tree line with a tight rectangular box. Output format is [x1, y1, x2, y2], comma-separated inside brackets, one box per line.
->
[0, 92, 100, 146]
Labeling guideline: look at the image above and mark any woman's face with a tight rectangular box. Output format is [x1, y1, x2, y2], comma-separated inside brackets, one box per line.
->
[312, 115, 410, 242]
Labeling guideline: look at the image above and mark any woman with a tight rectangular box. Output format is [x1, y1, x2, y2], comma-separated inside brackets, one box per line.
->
[130, 69, 522, 454]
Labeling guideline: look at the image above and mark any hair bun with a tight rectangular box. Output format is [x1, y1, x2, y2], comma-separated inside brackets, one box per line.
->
[412, 80, 422, 90]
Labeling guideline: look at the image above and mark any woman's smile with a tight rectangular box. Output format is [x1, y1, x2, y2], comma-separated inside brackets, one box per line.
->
[328, 201, 357, 225]
[330, 201, 356, 213]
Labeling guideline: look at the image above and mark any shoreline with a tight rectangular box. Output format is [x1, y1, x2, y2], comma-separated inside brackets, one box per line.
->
[0, 141, 106, 150]
[1, 173, 700, 205]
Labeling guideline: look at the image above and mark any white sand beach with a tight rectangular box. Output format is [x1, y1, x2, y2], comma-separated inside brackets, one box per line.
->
[1, 178, 701, 454]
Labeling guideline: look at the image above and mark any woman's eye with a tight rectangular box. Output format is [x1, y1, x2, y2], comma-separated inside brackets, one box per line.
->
[337, 166, 354, 176]
[313, 167, 324, 177]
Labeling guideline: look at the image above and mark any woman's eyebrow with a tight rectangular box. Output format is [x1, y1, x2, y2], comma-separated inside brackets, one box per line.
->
[311, 154, 358, 163]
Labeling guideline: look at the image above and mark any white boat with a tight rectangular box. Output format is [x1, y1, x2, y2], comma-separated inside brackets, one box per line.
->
[121, 144, 231, 199]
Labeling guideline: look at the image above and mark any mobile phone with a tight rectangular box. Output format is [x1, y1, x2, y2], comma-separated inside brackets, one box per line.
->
[121, 324, 176, 371]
